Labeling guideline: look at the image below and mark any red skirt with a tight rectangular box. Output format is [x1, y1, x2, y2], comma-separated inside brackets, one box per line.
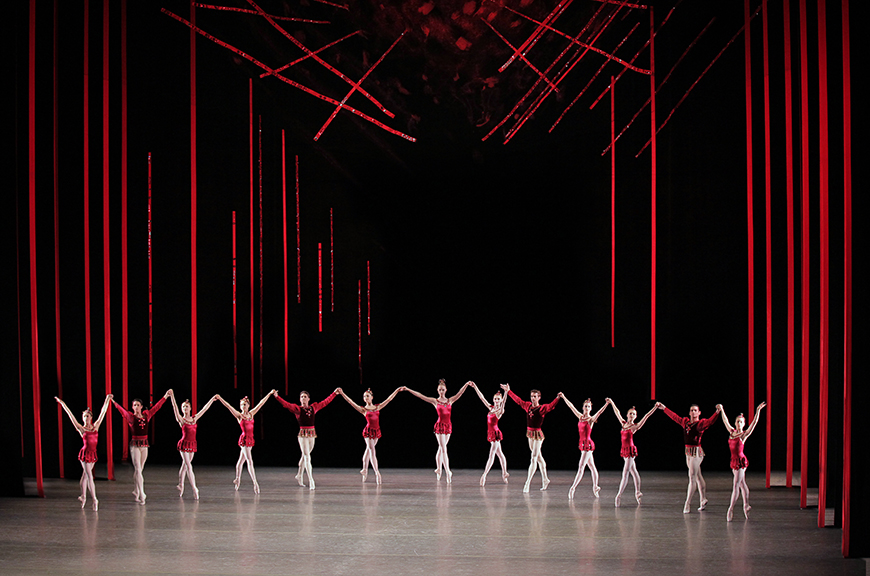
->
[487, 430, 503, 443]
[78, 448, 98, 463]
[362, 426, 381, 439]
[730, 456, 748, 470]
[620, 446, 638, 458]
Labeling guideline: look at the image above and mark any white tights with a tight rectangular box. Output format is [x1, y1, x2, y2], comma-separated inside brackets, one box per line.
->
[524, 438, 549, 492]
[361, 437, 381, 484]
[568, 450, 600, 499]
[296, 437, 316, 489]
[614, 456, 642, 505]
[727, 468, 750, 520]
[78, 461, 98, 510]
[129, 446, 148, 504]
[434, 433, 453, 482]
[480, 440, 508, 486]
[177, 451, 199, 499]
[235, 446, 259, 493]
[684, 454, 707, 512]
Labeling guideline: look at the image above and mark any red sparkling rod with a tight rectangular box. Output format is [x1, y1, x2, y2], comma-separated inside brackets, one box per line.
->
[233, 211, 238, 389]
[296, 155, 301, 303]
[83, 0, 93, 411]
[358, 280, 362, 383]
[841, 0, 852, 556]
[161, 10, 415, 141]
[102, 0, 115, 479]
[550, 22, 638, 133]
[783, 0, 795, 488]
[501, 5, 649, 74]
[249, 79, 254, 399]
[314, 30, 406, 141]
[600, 18, 713, 155]
[192, 4, 329, 24]
[245, 0, 394, 118]
[635, 6, 760, 158]
[744, 0, 755, 424]
[282, 132, 289, 394]
[190, 0, 198, 413]
[261, 31, 361, 79]
[121, 0, 130, 458]
[148, 154, 154, 408]
[311, 0, 348, 10]
[480, 19, 560, 91]
[592, 0, 648, 8]
[611, 76, 615, 349]
[318, 243, 323, 332]
[499, 0, 574, 72]
[367, 261, 371, 335]
[799, 0, 810, 510]
[763, 0, 773, 489]
[258, 115, 264, 396]
[52, 0, 64, 479]
[649, 7, 656, 399]
[330, 208, 334, 313]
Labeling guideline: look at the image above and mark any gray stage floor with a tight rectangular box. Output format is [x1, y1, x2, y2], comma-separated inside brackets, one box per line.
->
[2, 465, 865, 576]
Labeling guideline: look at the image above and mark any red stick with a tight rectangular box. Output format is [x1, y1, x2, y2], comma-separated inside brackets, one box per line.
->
[283, 132, 289, 395]
[744, 0, 755, 425]
[102, 0, 115, 480]
[358, 280, 362, 383]
[258, 116, 264, 397]
[262, 31, 360, 79]
[783, 0, 795, 489]
[84, 0, 93, 412]
[148, 154, 153, 422]
[330, 209, 334, 313]
[296, 156, 301, 303]
[367, 261, 371, 335]
[816, 0, 829, 530]
[233, 211, 238, 389]
[53, 0, 64, 479]
[121, 0, 130, 462]
[649, 7, 656, 400]
[841, 0, 852, 557]
[611, 76, 616, 349]
[190, 0, 199, 412]
[318, 243, 323, 332]
[192, 3, 329, 24]
[592, 0, 647, 8]
[799, 0, 810, 510]
[763, 0, 772, 490]
[500, 0, 574, 72]
[481, 18, 560, 91]
[250, 80, 255, 400]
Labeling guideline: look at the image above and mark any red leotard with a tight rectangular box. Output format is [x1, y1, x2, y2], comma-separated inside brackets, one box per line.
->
[729, 436, 748, 469]
[178, 422, 197, 452]
[362, 409, 381, 439]
[434, 401, 452, 435]
[114, 396, 168, 448]
[78, 430, 99, 463]
[620, 428, 638, 458]
[662, 407, 719, 448]
[577, 419, 595, 451]
[238, 418, 255, 447]
[486, 411, 503, 442]
[507, 390, 560, 438]
[275, 392, 337, 432]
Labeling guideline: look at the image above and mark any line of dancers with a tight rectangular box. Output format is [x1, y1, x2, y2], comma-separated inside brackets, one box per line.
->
[55, 380, 765, 521]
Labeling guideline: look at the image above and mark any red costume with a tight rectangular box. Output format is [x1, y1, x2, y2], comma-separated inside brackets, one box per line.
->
[486, 411, 503, 442]
[78, 430, 99, 463]
[663, 406, 719, 457]
[507, 390, 560, 440]
[114, 396, 167, 448]
[275, 392, 337, 438]
[434, 401, 452, 435]
[619, 428, 638, 458]
[362, 409, 381, 439]
[178, 423, 197, 452]
[729, 436, 748, 469]
[238, 418, 255, 447]
[577, 420, 595, 451]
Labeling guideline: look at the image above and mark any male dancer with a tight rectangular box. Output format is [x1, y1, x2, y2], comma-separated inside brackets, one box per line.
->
[659, 401, 721, 513]
[502, 384, 561, 492]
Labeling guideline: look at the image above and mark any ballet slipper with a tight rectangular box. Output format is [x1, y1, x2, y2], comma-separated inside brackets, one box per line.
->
[743, 504, 751, 519]
[502, 471, 510, 484]
[683, 503, 691, 514]
[309, 480, 316, 490]
[177, 484, 184, 497]
[233, 477, 240, 491]
[193, 487, 200, 500]
[727, 508, 734, 522]
[567, 486, 575, 500]
[635, 491, 643, 505]
[593, 485, 601, 498]
[92, 499, 99, 511]
[435, 469, 442, 481]
[295, 473, 305, 487]
[375, 472, 382, 485]
[253, 482, 260, 495]
[523, 483, 531, 494]
[698, 498, 708, 511]
[78, 495, 86, 508]
[614, 495, 621, 507]
[446, 470, 453, 484]
[480, 474, 486, 487]
[540, 478, 550, 491]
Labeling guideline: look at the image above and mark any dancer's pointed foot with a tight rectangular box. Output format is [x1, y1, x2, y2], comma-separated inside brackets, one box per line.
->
[635, 491, 643, 505]
[614, 495, 621, 507]
[193, 487, 200, 500]
[446, 470, 453, 484]
[435, 469, 442, 482]
[593, 485, 601, 498]
[683, 503, 691, 514]
[502, 471, 510, 484]
[78, 495, 86, 508]
[177, 484, 184, 497]
[480, 474, 486, 487]
[92, 498, 99, 511]
[568, 486, 575, 500]
[253, 482, 260, 495]
[295, 472, 305, 487]
[698, 498, 708, 511]
[743, 504, 751, 519]
[727, 508, 734, 522]
[540, 478, 550, 491]
[138, 494, 147, 506]
[523, 483, 531, 494]
[233, 477, 240, 491]
[375, 472, 382, 485]
[309, 481, 316, 490]
[360, 469, 368, 482]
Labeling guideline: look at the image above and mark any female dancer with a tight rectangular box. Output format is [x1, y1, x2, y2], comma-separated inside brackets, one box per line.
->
[272, 388, 341, 490]
[338, 386, 404, 485]
[502, 384, 561, 493]
[659, 401, 721, 513]
[719, 402, 766, 521]
[471, 383, 509, 486]
[216, 391, 275, 494]
[168, 391, 218, 499]
[55, 394, 112, 510]
[560, 394, 610, 499]
[607, 399, 659, 506]
[112, 390, 172, 504]
[405, 379, 472, 482]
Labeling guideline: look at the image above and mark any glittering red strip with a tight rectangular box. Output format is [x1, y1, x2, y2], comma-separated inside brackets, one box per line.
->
[261, 31, 361, 79]
[611, 77, 615, 349]
[121, 0, 130, 461]
[367, 261, 371, 335]
[190, 0, 198, 414]
[314, 30, 405, 141]
[744, 0, 755, 425]
[592, 0, 648, 9]
[53, 0, 64, 479]
[358, 280, 362, 383]
[799, 0, 810, 510]
[233, 210, 238, 389]
[318, 243, 323, 332]
[161, 9, 415, 141]
[249, 79, 254, 400]
[192, 3, 329, 24]
[330, 208, 334, 313]
[296, 155, 301, 303]
[784, 0, 795, 488]
[763, 0, 772, 490]
[499, 0, 574, 72]
[481, 19, 560, 91]
[282, 132, 288, 394]
[258, 115, 264, 398]
[148, 153, 154, 406]
[311, 0, 348, 10]
[649, 6, 656, 400]
[841, 0, 852, 555]
[84, 0, 93, 412]
[102, 0, 115, 477]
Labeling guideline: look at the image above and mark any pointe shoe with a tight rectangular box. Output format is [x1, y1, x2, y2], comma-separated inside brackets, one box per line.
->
[309, 481, 316, 491]
[253, 482, 260, 495]
[78, 496, 86, 508]
[295, 473, 305, 487]
[361, 470, 368, 482]
[233, 478, 240, 491]
[683, 503, 691, 514]
[177, 484, 184, 497]
[139, 495, 147, 506]
[446, 470, 453, 484]
[698, 498, 708, 511]
[523, 484, 531, 493]
[635, 491, 643, 505]
[92, 499, 99, 511]
[568, 486, 575, 500]
[502, 472, 510, 484]
[540, 478, 550, 491]
[614, 495, 621, 507]
[375, 472, 382, 485]
[193, 487, 200, 500]
[480, 474, 486, 487]
[727, 508, 734, 522]
[435, 469, 442, 481]
[743, 504, 751, 519]
[593, 485, 601, 498]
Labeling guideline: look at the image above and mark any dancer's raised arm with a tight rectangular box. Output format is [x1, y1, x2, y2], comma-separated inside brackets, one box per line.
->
[718, 404, 734, 433]
[404, 386, 437, 405]
[192, 395, 218, 423]
[216, 395, 243, 420]
[93, 394, 112, 429]
[56, 397, 86, 434]
[559, 393, 584, 418]
[472, 382, 492, 408]
[248, 391, 275, 417]
[170, 391, 183, 425]
[338, 389, 366, 414]
[447, 381, 472, 404]
[377, 386, 405, 409]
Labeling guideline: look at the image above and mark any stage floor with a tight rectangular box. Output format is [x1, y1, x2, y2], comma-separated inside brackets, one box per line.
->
[3, 466, 864, 576]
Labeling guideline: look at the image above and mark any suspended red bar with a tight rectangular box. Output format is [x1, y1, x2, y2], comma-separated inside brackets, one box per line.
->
[841, 0, 852, 556]
[249, 79, 255, 399]
[763, 0, 772, 490]
[649, 7, 656, 400]
[296, 155, 301, 303]
[611, 76, 615, 349]
[258, 116, 264, 396]
[53, 0, 64, 479]
[232, 211, 238, 389]
[121, 0, 130, 464]
[367, 261, 371, 335]
[147, 153, 153, 434]
[330, 209, 334, 313]
[817, 0, 830, 529]
[84, 0, 93, 412]
[261, 31, 361, 79]
[311, 0, 348, 10]
[282, 132, 289, 395]
[358, 280, 362, 383]
[318, 243, 323, 332]
[783, 0, 795, 489]
[190, 0, 198, 411]
[744, 0, 755, 425]
[593, 0, 648, 8]
[799, 0, 810, 510]
[481, 19, 560, 91]
[28, 0, 44, 498]
[102, 0, 114, 482]
[500, 0, 574, 72]
[192, 3, 329, 24]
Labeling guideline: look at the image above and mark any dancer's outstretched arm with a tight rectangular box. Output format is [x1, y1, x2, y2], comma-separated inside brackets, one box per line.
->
[193, 395, 218, 423]
[472, 382, 492, 409]
[169, 391, 183, 425]
[718, 404, 734, 433]
[590, 400, 610, 422]
[448, 381, 472, 404]
[338, 390, 366, 415]
[377, 387, 405, 410]
[404, 387, 437, 405]
[216, 395, 243, 420]
[559, 393, 583, 419]
[55, 397, 86, 435]
[742, 402, 766, 440]
[607, 399, 626, 425]
[632, 404, 659, 432]
[248, 391, 276, 417]
[93, 395, 112, 430]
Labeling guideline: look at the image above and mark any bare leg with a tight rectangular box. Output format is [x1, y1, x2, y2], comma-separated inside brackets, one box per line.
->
[684, 454, 705, 512]
[241, 446, 259, 493]
[361, 440, 371, 481]
[129, 446, 148, 504]
[615, 457, 631, 506]
[569, 451, 589, 499]
[628, 457, 642, 503]
[436, 434, 452, 483]
[181, 452, 199, 499]
[78, 463, 88, 507]
[234, 449, 245, 490]
[296, 454, 305, 486]
[298, 437, 316, 490]
[366, 438, 381, 484]
[525, 438, 547, 493]
[481, 441, 498, 486]
[727, 469, 740, 521]
[738, 468, 751, 517]
[177, 454, 187, 496]
[495, 441, 509, 482]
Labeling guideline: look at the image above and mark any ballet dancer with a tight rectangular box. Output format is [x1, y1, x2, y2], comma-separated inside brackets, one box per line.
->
[659, 401, 721, 513]
[168, 391, 218, 499]
[502, 384, 561, 493]
[55, 394, 112, 510]
[338, 386, 404, 485]
[112, 390, 172, 504]
[405, 379, 472, 482]
[272, 388, 341, 490]
[560, 394, 610, 500]
[216, 391, 275, 494]
[471, 383, 509, 486]
[607, 399, 659, 506]
[719, 402, 766, 521]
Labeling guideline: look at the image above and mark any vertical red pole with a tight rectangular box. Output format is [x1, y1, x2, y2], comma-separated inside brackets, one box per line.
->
[358, 280, 362, 384]
[190, 0, 198, 410]
[53, 0, 64, 479]
[783, 0, 796, 489]
[147, 154, 153, 442]
[102, 0, 114, 481]
[367, 261, 371, 335]
[296, 156, 301, 304]
[84, 0, 93, 412]
[799, 0, 810, 510]
[744, 0, 756, 423]
[816, 0, 829, 529]
[611, 76, 616, 349]
[282, 131, 289, 395]
[232, 211, 238, 390]
[763, 0, 772, 490]
[28, 0, 45, 498]
[249, 79, 255, 400]
[258, 115, 263, 398]
[841, 0, 852, 556]
[120, 0, 129, 466]
[649, 8, 656, 400]
[318, 243, 323, 332]
[330, 208, 334, 313]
